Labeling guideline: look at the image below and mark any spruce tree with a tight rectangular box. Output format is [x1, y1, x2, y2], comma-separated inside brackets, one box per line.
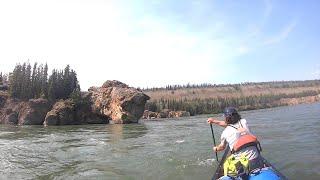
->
[8, 62, 80, 100]
[0, 72, 3, 86]
[41, 63, 48, 98]
[25, 63, 32, 99]
[31, 62, 37, 97]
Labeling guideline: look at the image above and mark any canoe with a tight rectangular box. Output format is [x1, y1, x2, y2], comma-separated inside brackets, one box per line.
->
[212, 147, 287, 180]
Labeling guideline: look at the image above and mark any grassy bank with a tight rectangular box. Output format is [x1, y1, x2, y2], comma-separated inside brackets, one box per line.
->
[143, 80, 320, 115]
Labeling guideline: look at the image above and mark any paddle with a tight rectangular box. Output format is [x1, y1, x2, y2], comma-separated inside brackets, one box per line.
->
[210, 123, 219, 162]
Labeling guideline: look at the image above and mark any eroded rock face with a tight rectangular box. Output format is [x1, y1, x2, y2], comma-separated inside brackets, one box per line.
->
[0, 98, 50, 125]
[74, 92, 110, 124]
[44, 98, 110, 126]
[89, 80, 150, 124]
[142, 110, 158, 119]
[168, 111, 190, 118]
[44, 100, 76, 126]
[5, 111, 18, 125]
[18, 99, 50, 125]
[0, 80, 149, 125]
[158, 109, 171, 118]
[142, 109, 190, 119]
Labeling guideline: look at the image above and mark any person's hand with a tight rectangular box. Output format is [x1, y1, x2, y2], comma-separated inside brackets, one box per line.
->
[213, 146, 218, 152]
[207, 118, 216, 124]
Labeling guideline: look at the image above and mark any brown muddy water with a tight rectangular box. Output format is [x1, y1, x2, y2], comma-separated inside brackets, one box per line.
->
[0, 103, 319, 180]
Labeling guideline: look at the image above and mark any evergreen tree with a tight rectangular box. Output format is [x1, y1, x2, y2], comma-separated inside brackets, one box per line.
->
[9, 64, 22, 98]
[8, 62, 80, 100]
[0, 72, 3, 85]
[31, 62, 38, 97]
[41, 63, 48, 98]
[25, 63, 32, 98]
[48, 70, 57, 100]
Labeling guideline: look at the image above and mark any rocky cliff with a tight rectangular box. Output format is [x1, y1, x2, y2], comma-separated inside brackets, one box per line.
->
[89, 80, 150, 124]
[0, 80, 149, 125]
[0, 98, 50, 125]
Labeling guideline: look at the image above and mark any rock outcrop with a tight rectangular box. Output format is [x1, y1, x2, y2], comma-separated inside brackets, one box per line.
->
[89, 80, 150, 124]
[44, 100, 77, 126]
[168, 111, 190, 118]
[44, 98, 109, 126]
[158, 109, 171, 118]
[0, 98, 50, 125]
[142, 110, 158, 119]
[0, 80, 149, 125]
[18, 98, 51, 125]
[142, 109, 190, 119]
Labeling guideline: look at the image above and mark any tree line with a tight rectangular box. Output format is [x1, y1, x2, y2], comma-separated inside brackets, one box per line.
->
[0, 72, 9, 86]
[145, 90, 320, 116]
[8, 62, 80, 100]
[143, 80, 320, 91]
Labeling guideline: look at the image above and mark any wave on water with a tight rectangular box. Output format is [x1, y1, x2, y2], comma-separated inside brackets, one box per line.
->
[88, 138, 107, 146]
[0, 132, 15, 136]
[175, 140, 185, 143]
[198, 158, 216, 167]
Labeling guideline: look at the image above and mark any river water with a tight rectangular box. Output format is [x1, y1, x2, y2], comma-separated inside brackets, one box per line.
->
[0, 103, 319, 180]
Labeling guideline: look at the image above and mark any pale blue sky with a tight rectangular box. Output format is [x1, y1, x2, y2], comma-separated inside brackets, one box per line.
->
[0, 0, 319, 89]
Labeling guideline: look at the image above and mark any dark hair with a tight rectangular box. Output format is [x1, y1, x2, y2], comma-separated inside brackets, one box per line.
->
[225, 112, 241, 124]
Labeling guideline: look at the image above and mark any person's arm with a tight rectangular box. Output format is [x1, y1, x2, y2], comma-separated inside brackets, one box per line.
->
[207, 118, 227, 127]
[213, 141, 226, 152]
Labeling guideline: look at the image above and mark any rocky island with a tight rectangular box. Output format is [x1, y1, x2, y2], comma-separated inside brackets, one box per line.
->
[0, 80, 149, 125]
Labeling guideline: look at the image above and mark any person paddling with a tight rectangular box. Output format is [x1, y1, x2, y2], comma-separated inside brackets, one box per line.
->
[207, 107, 264, 171]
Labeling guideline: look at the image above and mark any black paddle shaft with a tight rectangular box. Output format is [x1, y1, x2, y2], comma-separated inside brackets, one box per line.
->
[210, 124, 219, 162]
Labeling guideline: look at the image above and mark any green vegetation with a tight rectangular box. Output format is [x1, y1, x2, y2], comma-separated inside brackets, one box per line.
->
[144, 80, 320, 115]
[0, 72, 8, 86]
[0, 73, 2, 85]
[7, 62, 80, 100]
[144, 80, 320, 91]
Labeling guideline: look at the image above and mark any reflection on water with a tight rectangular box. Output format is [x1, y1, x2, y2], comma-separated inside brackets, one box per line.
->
[0, 103, 319, 179]
[106, 124, 148, 143]
[108, 124, 124, 143]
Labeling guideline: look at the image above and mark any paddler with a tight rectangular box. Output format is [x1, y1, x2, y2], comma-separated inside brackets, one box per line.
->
[207, 107, 264, 171]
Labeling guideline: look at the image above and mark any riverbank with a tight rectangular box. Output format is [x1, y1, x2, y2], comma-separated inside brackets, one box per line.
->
[143, 80, 320, 116]
[143, 94, 320, 119]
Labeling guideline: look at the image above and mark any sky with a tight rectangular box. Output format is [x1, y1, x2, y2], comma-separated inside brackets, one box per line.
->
[0, 0, 319, 90]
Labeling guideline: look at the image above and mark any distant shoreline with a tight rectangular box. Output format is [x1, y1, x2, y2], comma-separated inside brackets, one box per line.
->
[142, 100, 320, 120]
[143, 80, 320, 118]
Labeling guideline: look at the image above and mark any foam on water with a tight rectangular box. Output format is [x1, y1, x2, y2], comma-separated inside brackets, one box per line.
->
[175, 139, 185, 143]
[198, 158, 216, 166]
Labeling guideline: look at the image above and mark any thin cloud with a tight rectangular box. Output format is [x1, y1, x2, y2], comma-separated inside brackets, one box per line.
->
[263, 0, 273, 19]
[0, 0, 243, 89]
[236, 0, 274, 55]
[236, 45, 250, 55]
[312, 64, 320, 78]
[264, 20, 297, 45]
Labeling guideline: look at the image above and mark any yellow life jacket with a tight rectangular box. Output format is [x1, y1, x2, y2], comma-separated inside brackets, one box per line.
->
[223, 154, 249, 177]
